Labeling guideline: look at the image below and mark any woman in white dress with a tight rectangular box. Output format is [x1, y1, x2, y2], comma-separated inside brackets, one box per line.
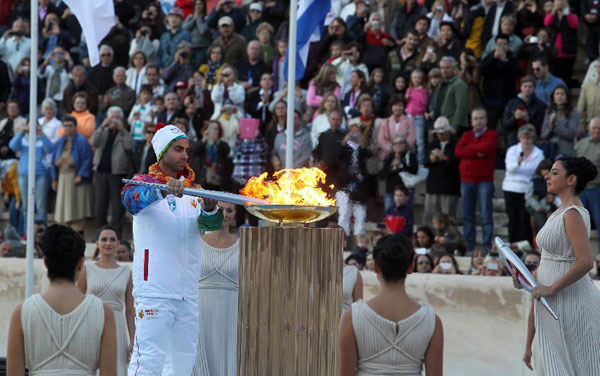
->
[7, 224, 117, 375]
[192, 201, 239, 376]
[342, 259, 363, 313]
[339, 233, 444, 376]
[513, 157, 600, 376]
[77, 225, 134, 376]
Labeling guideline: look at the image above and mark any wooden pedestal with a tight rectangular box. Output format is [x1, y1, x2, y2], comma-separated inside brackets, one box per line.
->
[237, 227, 343, 376]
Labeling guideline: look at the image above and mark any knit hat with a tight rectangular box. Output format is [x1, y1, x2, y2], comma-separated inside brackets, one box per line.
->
[152, 123, 188, 161]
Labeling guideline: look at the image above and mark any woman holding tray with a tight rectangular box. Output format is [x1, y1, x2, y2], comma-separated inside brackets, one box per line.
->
[516, 156, 600, 376]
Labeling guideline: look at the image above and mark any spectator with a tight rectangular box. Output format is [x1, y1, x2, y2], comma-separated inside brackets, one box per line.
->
[369, 68, 390, 118]
[469, 247, 488, 274]
[532, 57, 566, 106]
[67, 92, 96, 142]
[311, 18, 352, 80]
[263, 100, 286, 152]
[414, 15, 432, 48]
[502, 124, 545, 244]
[187, 71, 214, 116]
[544, 0, 578, 86]
[414, 253, 434, 273]
[540, 85, 579, 157]
[424, 117, 460, 226]
[39, 45, 73, 108]
[345, 1, 369, 41]
[424, 68, 444, 124]
[235, 40, 269, 94]
[0, 240, 12, 257]
[182, 94, 206, 141]
[312, 109, 346, 188]
[481, 0, 516, 46]
[482, 257, 503, 276]
[432, 252, 460, 274]
[354, 95, 378, 147]
[345, 254, 364, 270]
[390, 0, 427, 40]
[306, 63, 341, 120]
[91, 107, 133, 229]
[128, 85, 155, 153]
[515, 0, 544, 38]
[384, 185, 414, 238]
[199, 45, 225, 91]
[272, 39, 287, 92]
[133, 122, 157, 175]
[463, 0, 495, 59]
[245, 72, 274, 130]
[524, 250, 541, 271]
[241, 2, 265, 41]
[381, 136, 418, 212]
[311, 93, 344, 148]
[437, 22, 462, 61]
[518, 27, 558, 70]
[9, 121, 54, 228]
[231, 132, 268, 185]
[125, 50, 148, 96]
[139, 3, 167, 39]
[455, 108, 498, 251]
[116, 240, 132, 262]
[11, 58, 33, 114]
[163, 42, 195, 92]
[191, 120, 232, 190]
[62, 65, 99, 115]
[156, 92, 182, 125]
[427, 1, 453, 39]
[256, 22, 276, 67]
[88, 45, 116, 95]
[209, 16, 247, 65]
[405, 69, 428, 163]
[158, 7, 192, 68]
[332, 42, 369, 96]
[50, 116, 93, 234]
[376, 95, 416, 161]
[432, 212, 464, 252]
[0, 18, 31, 71]
[341, 70, 368, 117]
[458, 49, 482, 111]
[100, 67, 136, 117]
[525, 159, 557, 236]
[40, 13, 75, 59]
[183, 0, 211, 64]
[415, 225, 435, 250]
[38, 99, 61, 144]
[386, 29, 420, 81]
[1, 101, 26, 162]
[583, 0, 600, 62]
[363, 13, 394, 73]
[576, 63, 600, 138]
[129, 22, 159, 65]
[210, 64, 245, 120]
[482, 15, 523, 59]
[144, 64, 166, 100]
[502, 75, 546, 146]
[274, 110, 312, 168]
[582, 43, 600, 86]
[206, 0, 246, 33]
[440, 56, 469, 134]
[574, 118, 600, 252]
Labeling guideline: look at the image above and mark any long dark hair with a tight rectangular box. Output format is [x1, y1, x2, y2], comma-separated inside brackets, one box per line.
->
[547, 85, 572, 116]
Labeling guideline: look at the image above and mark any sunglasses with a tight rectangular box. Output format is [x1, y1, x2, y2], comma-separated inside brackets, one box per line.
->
[101, 53, 112, 57]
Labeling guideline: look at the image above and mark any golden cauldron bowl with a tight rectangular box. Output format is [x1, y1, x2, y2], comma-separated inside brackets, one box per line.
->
[245, 204, 338, 224]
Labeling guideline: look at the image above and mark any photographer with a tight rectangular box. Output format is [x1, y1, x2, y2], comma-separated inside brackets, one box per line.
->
[210, 64, 245, 120]
[0, 18, 31, 72]
[39, 46, 73, 108]
[583, 0, 600, 62]
[332, 42, 369, 95]
[40, 13, 75, 59]
[129, 23, 158, 64]
[163, 42, 195, 92]
[515, 0, 544, 39]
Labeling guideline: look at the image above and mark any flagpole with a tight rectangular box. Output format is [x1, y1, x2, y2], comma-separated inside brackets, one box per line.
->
[26, 0, 39, 298]
[285, 0, 298, 169]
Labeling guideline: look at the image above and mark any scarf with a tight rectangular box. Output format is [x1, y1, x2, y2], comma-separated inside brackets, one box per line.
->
[207, 61, 221, 84]
[48, 61, 66, 99]
[148, 162, 196, 187]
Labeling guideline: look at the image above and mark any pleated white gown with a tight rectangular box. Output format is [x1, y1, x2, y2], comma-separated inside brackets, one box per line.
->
[535, 205, 600, 376]
[342, 265, 359, 312]
[192, 237, 240, 376]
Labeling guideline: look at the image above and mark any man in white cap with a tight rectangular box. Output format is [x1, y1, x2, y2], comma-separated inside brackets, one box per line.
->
[122, 123, 222, 376]
[209, 15, 247, 64]
[423, 116, 461, 226]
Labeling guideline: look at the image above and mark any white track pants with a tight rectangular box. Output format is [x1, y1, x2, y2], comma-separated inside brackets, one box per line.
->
[336, 190, 367, 237]
[128, 297, 199, 376]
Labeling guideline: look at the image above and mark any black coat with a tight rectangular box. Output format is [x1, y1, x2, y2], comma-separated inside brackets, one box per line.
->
[502, 95, 547, 146]
[88, 64, 115, 96]
[380, 151, 418, 193]
[482, 1, 517, 46]
[337, 143, 373, 204]
[313, 129, 346, 192]
[245, 90, 274, 128]
[133, 143, 157, 175]
[424, 136, 460, 196]
[481, 52, 520, 108]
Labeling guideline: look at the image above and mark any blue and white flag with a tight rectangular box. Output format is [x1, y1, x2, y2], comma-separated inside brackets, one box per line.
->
[284, 0, 331, 82]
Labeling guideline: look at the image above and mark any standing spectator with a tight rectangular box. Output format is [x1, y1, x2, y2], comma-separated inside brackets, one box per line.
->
[515, 0, 544, 39]
[264, 100, 286, 151]
[210, 64, 245, 120]
[574, 118, 600, 252]
[133, 123, 157, 175]
[458, 49, 482, 110]
[312, 109, 346, 190]
[332, 42, 369, 96]
[424, 117, 461, 226]
[9, 121, 54, 228]
[380, 136, 418, 212]
[139, 3, 167, 39]
[241, 2, 265, 41]
[39, 45, 73, 109]
[427, 1, 453, 39]
[362, 13, 394, 73]
[11, 58, 33, 114]
[199, 45, 225, 91]
[341, 70, 368, 117]
[455, 108, 498, 251]
[384, 185, 414, 237]
[390, 0, 427, 40]
[576, 63, 600, 138]
[272, 39, 287, 92]
[405, 69, 428, 163]
[38, 99, 61, 144]
[481, 0, 516, 46]
[158, 7, 192, 68]
[463, 0, 495, 59]
[502, 124, 545, 244]
[129, 23, 159, 65]
[541, 85, 579, 157]
[163, 42, 195, 92]
[88, 45, 116, 96]
[481, 15, 523, 59]
[50, 116, 93, 234]
[245, 72, 274, 130]
[369, 68, 390, 118]
[532, 57, 566, 106]
[544, 0, 578, 86]
[125, 51, 148, 96]
[191, 120, 232, 190]
[306, 64, 341, 120]
[67, 92, 96, 142]
[386, 29, 420, 81]
[255, 22, 276, 67]
[376, 95, 416, 161]
[0, 101, 26, 163]
[91, 107, 133, 229]
[0, 18, 31, 72]
[183, 0, 211, 65]
[209, 16, 247, 65]
[437, 22, 462, 61]
[40, 13, 75, 59]
[502, 75, 546, 146]
[440, 56, 469, 134]
[100, 67, 136, 118]
[310, 93, 344, 147]
[206, 0, 247, 33]
[128, 85, 155, 153]
[235, 40, 269, 94]
[62, 65, 99, 115]
[273, 110, 312, 168]
[156, 92, 183, 125]
[583, 0, 600, 62]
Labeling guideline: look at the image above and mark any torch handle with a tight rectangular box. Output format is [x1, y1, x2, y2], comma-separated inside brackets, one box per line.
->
[122, 179, 270, 206]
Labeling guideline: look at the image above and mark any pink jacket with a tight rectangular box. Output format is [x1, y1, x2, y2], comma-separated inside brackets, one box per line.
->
[376, 115, 416, 160]
[306, 82, 341, 120]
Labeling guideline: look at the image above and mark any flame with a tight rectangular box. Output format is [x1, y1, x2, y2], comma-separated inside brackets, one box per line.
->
[241, 168, 336, 206]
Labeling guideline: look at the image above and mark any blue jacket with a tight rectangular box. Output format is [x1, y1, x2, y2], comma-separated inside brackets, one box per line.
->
[158, 29, 192, 67]
[535, 74, 566, 106]
[50, 133, 94, 182]
[8, 132, 54, 176]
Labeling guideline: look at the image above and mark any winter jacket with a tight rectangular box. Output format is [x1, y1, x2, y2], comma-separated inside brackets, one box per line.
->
[502, 94, 547, 146]
[455, 128, 498, 183]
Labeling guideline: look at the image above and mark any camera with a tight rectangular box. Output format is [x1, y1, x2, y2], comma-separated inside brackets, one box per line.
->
[180, 51, 189, 59]
[140, 30, 149, 36]
[46, 22, 53, 32]
[529, 36, 538, 43]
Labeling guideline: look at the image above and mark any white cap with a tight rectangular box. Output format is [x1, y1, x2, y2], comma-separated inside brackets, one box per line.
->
[152, 124, 188, 160]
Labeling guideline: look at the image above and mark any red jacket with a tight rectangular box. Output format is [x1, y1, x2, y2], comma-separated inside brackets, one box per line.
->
[455, 129, 498, 183]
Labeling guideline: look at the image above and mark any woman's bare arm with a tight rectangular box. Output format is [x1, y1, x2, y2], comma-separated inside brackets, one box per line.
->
[76, 265, 87, 293]
[352, 272, 363, 303]
[7, 304, 25, 376]
[125, 273, 136, 356]
[424, 314, 444, 376]
[99, 303, 117, 376]
[338, 309, 358, 376]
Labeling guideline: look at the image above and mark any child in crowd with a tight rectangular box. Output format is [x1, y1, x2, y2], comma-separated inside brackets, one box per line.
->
[415, 225, 435, 250]
[384, 185, 414, 238]
[352, 235, 370, 265]
[327, 40, 344, 64]
[405, 69, 429, 164]
[368, 68, 390, 117]
[391, 74, 407, 97]
[432, 212, 465, 254]
[482, 257, 503, 276]
[152, 96, 165, 121]
[431, 252, 461, 274]
[272, 40, 287, 92]
[525, 159, 559, 237]
[414, 253, 434, 273]
[424, 68, 443, 140]
[469, 246, 489, 275]
[128, 84, 155, 154]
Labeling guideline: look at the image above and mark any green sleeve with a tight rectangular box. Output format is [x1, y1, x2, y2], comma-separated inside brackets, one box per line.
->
[197, 208, 224, 232]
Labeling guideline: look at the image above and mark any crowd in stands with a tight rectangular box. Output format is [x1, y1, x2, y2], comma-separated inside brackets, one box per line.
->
[0, 0, 599, 279]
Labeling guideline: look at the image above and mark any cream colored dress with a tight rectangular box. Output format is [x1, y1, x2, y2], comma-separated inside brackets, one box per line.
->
[54, 138, 93, 223]
[342, 265, 359, 312]
[21, 294, 104, 375]
[351, 300, 436, 376]
[535, 205, 600, 376]
[86, 264, 131, 376]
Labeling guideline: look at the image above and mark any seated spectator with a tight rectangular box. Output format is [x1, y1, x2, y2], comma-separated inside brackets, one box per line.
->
[432, 213, 464, 251]
[7, 225, 117, 375]
[502, 75, 546, 147]
[163, 41, 195, 92]
[158, 7, 192, 68]
[39, 45, 73, 108]
[341, 70, 368, 118]
[66, 93, 96, 142]
[540, 85, 578, 157]
[51, 116, 93, 234]
[524, 250, 541, 272]
[386, 29, 420, 81]
[62, 65, 99, 115]
[311, 93, 345, 148]
[390, 0, 428, 41]
[100, 16, 132, 69]
[482, 257, 503, 276]
[116, 240, 132, 262]
[414, 15, 432, 48]
[502, 124, 545, 244]
[532, 57, 566, 106]
[241, 2, 265, 41]
[469, 247, 488, 275]
[38, 99, 62, 144]
[432, 252, 461, 274]
[182, 0, 211, 65]
[126, 51, 148, 96]
[414, 253, 434, 273]
[344, 254, 364, 270]
[206, 0, 246, 33]
[145, 64, 166, 100]
[426, 1, 452, 39]
[156, 92, 183, 125]
[139, 3, 167, 39]
[0, 240, 12, 257]
[377, 96, 417, 162]
[129, 22, 159, 65]
[415, 225, 435, 250]
[263, 100, 286, 152]
[199, 45, 225, 91]
[384, 185, 414, 238]
[274, 110, 312, 168]
[235, 40, 269, 94]
[381, 136, 418, 212]
[269, 81, 308, 116]
[352, 234, 370, 264]
[88, 45, 116, 95]
[209, 16, 247, 65]
[368, 68, 390, 118]
[417, 39, 441, 74]
[482, 15, 523, 59]
[306, 63, 341, 121]
[525, 159, 557, 236]
[210, 64, 245, 120]
[100, 67, 136, 118]
[190, 120, 232, 190]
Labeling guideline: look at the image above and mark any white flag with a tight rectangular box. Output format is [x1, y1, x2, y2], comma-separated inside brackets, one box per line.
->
[64, 0, 115, 66]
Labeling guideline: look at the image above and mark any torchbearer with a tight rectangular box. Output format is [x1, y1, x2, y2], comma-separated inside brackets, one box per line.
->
[121, 123, 223, 376]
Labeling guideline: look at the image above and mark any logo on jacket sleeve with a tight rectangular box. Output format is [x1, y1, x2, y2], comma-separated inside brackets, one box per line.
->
[167, 196, 177, 212]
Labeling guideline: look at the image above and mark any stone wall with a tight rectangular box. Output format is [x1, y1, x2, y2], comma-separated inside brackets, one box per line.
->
[1, 259, 598, 375]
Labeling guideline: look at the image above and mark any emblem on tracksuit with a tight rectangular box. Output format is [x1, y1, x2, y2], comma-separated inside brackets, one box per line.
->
[139, 309, 144, 319]
[167, 196, 177, 211]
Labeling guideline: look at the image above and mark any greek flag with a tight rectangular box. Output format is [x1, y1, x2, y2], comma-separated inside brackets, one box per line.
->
[284, 0, 332, 81]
